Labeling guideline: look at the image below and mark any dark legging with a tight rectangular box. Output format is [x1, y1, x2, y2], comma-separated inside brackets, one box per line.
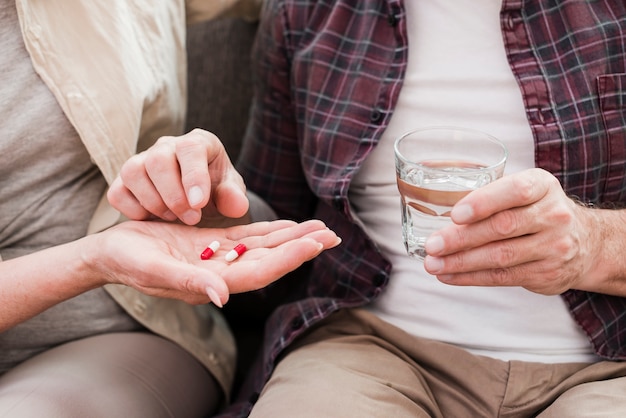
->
[0, 332, 221, 417]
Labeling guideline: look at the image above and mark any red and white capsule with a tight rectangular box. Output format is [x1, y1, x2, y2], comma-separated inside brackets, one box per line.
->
[225, 243, 247, 262]
[200, 241, 221, 260]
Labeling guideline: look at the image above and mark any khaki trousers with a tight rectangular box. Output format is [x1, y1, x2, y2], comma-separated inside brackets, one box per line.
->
[250, 308, 626, 418]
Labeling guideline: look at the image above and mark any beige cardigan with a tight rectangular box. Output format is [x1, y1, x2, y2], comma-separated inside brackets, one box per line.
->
[14, 0, 260, 400]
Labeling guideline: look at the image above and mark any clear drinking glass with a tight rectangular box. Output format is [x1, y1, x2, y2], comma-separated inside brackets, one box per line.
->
[394, 126, 508, 259]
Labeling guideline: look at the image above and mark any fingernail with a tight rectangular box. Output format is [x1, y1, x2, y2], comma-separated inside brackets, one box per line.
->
[425, 235, 444, 254]
[188, 186, 204, 207]
[424, 256, 444, 274]
[206, 287, 223, 308]
[451, 204, 473, 223]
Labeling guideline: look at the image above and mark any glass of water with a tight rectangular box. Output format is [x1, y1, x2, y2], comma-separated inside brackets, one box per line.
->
[394, 126, 508, 259]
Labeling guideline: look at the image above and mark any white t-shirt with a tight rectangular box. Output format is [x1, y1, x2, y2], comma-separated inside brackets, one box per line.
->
[350, 0, 597, 363]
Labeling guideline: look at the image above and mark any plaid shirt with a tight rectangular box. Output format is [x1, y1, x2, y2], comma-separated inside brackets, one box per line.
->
[222, 0, 626, 415]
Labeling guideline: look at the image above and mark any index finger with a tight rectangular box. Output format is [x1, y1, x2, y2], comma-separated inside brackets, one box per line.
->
[219, 219, 331, 244]
[175, 129, 220, 209]
[450, 168, 551, 225]
[177, 129, 249, 218]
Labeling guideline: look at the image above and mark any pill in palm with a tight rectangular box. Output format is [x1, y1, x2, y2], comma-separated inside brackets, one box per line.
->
[200, 241, 221, 260]
[225, 243, 247, 262]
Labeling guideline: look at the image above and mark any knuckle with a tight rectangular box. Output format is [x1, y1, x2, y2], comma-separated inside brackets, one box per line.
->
[144, 140, 176, 167]
[489, 267, 511, 286]
[106, 184, 121, 204]
[550, 204, 575, 226]
[489, 210, 518, 237]
[139, 197, 162, 212]
[189, 127, 217, 141]
[490, 243, 517, 267]
[449, 226, 470, 248]
[175, 135, 201, 155]
[144, 147, 171, 173]
[511, 174, 536, 202]
[119, 154, 144, 180]
[179, 129, 218, 152]
[545, 171, 562, 188]
[446, 253, 467, 272]
[162, 191, 188, 211]
[551, 235, 578, 262]
[155, 135, 176, 145]
[444, 252, 466, 272]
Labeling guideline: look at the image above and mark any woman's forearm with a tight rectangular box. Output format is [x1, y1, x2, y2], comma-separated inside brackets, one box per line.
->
[0, 236, 103, 332]
[0, 219, 340, 332]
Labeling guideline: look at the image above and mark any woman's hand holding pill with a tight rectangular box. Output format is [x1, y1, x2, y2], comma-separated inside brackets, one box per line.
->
[85, 219, 341, 307]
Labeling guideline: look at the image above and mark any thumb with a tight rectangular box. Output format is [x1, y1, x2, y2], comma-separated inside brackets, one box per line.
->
[213, 179, 249, 219]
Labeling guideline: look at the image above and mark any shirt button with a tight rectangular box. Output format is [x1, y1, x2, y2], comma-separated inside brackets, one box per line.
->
[387, 13, 398, 27]
[505, 11, 522, 31]
[332, 196, 343, 211]
[370, 108, 383, 123]
[372, 272, 386, 287]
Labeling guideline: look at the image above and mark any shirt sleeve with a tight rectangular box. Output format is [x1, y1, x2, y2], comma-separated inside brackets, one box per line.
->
[236, 0, 318, 221]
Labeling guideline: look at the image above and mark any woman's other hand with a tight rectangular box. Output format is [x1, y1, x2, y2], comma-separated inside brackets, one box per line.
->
[107, 129, 249, 225]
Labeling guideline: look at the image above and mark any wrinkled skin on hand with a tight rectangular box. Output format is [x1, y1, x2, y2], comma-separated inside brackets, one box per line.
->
[108, 129, 249, 226]
[422, 168, 623, 296]
[90, 219, 341, 307]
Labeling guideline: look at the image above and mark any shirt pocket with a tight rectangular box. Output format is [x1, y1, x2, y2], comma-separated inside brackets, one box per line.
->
[597, 73, 626, 202]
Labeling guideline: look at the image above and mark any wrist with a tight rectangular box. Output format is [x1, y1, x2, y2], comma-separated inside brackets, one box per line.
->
[75, 234, 111, 289]
[576, 206, 626, 296]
